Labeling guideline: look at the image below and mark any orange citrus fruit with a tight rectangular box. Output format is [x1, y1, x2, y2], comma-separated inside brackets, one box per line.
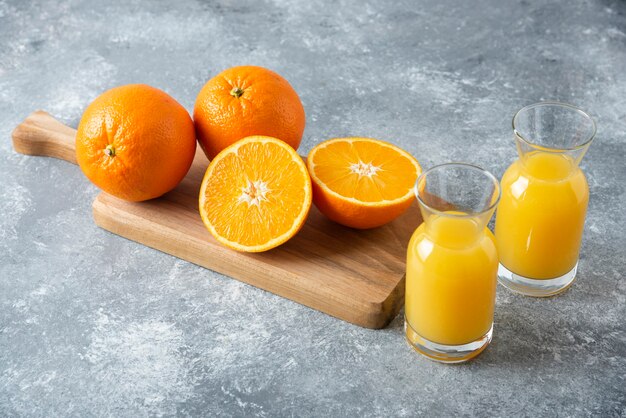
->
[76, 84, 196, 202]
[307, 137, 422, 229]
[199, 136, 312, 252]
[193, 65, 305, 160]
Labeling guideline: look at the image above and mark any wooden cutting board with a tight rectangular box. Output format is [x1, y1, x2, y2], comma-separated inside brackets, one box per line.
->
[12, 111, 422, 329]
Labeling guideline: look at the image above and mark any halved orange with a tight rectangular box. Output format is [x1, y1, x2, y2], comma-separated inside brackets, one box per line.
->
[199, 136, 312, 252]
[307, 137, 422, 229]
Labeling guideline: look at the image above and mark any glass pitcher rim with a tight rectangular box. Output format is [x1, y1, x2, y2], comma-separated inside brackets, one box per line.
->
[414, 162, 501, 218]
[512, 101, 597, 153]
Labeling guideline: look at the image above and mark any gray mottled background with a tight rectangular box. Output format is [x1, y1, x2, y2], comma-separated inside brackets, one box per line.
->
[1, 0, 625, 416]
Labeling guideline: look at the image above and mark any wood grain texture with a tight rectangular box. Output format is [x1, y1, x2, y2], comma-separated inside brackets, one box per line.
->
[12, 111, 422, 328]
[12, 110, 78, 164]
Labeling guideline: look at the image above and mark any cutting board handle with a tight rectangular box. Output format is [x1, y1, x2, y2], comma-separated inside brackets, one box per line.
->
[12, 111, 78, 165]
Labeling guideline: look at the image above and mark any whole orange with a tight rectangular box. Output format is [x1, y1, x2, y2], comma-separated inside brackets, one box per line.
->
[193, 65, 305, 160]
[76, 84, 196, 201]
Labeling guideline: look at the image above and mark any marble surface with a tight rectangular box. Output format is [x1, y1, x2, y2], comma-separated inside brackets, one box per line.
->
[1, 0, 625, 416]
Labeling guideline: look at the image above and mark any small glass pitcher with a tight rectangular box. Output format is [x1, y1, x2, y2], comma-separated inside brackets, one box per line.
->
[405, 163, 500, 363]
[495, 102, 596, 297]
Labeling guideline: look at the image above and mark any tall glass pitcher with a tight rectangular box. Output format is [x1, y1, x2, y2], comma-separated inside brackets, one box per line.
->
[495, 102, 596, 297]
[405, 163, 500, 363]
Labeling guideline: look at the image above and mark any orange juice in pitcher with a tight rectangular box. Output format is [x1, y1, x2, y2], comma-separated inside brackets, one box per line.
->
[495, 103, 596, 297]
[405, 164, 500, 363]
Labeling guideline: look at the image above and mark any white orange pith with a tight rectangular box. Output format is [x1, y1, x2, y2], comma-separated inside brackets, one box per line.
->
[199, 136, 312, 252]
[307, 137, 422, 229]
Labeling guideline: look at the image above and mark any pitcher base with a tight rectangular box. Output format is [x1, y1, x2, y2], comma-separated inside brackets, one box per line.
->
[497, 262, 577, 297]
[404, 318, 492, 364]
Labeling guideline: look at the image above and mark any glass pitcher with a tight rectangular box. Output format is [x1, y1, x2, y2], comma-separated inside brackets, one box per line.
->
[405, 163, 500, 363]
[495, 102, 596, 297]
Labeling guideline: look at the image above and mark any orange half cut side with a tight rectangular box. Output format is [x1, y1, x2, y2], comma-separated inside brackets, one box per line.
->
[199, 136, 312, 252]
[307, 137, 422, 229]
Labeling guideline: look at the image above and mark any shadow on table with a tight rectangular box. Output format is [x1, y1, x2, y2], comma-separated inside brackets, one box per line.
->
[389, 297, 579, 368]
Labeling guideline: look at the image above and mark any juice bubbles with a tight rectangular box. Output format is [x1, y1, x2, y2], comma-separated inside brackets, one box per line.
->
[496, 152, 588, 279]
[495, 102, 596, 297]
[406, 214, 498, 346]
[405, 163, 500, 363]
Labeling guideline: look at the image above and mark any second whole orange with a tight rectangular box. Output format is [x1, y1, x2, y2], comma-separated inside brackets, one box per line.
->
[193, 65, 305, 160]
